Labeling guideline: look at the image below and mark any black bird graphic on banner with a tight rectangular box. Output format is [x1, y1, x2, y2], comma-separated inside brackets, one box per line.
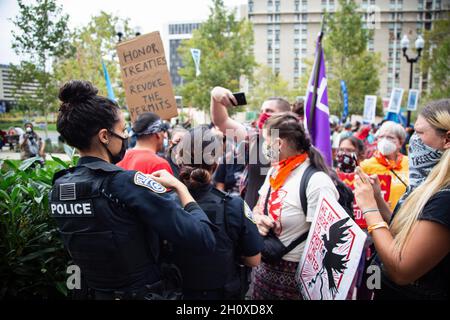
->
[322, 217, 351, 297]
[308, 217, 351, 299]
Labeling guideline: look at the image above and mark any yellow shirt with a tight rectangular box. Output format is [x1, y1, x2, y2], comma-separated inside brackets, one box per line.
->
[360, 156, 409, 211]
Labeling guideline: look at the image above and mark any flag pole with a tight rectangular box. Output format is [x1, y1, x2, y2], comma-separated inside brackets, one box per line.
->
[307, 18, 325, 141]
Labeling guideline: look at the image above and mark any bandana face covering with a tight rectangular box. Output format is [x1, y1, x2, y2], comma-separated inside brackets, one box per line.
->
[407, 132, 443, 191]
[257, 112, 271, 130]
[336, 152, 358, 173]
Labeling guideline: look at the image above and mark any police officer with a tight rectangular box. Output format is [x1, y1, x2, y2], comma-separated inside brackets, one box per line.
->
[171, 125, 263, 300]
[50, 80, 216, 300]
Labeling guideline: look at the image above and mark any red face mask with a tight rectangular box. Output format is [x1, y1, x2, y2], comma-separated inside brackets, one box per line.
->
[257, 112, 271, 130]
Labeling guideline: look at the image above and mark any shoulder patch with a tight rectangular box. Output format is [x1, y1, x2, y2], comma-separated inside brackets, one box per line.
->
[244, 201, 256, 224]
[134, 172, 167, 194]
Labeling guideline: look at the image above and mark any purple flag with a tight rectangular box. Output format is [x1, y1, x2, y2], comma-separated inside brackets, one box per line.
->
[304, 37, 332, 167]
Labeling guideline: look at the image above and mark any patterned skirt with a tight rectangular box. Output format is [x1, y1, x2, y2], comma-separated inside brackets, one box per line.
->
[250, 259, 302, 300]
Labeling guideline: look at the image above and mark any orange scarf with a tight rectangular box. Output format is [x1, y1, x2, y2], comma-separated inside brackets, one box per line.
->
[269, 153, 308, 191]
[374, 151, 403, 170]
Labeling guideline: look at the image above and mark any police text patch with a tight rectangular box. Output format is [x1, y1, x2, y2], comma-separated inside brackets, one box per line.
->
[134, 172, 167, 193]
[244, 201, 256, 224]
[50, 201, 95, 217]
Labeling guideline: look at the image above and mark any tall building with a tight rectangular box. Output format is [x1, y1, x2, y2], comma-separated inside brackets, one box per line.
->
[247, 0, 449, 99]
[0, 64, 39, 112]
[163, 22, 202, 87]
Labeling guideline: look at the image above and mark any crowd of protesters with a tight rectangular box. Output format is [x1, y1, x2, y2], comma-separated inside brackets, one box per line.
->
[48, 79, 449, 301]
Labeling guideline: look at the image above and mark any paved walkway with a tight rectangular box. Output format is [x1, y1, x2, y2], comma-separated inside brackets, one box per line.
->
[0, 150, 70, 161]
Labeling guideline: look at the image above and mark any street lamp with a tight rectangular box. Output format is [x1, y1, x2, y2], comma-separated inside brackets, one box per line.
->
[116, 23, 124, 42]
[134, 26, 142, 37]
[401, 34, 425, 127]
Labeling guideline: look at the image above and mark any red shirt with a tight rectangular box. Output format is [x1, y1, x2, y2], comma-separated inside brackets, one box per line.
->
[117, 149, 174, 175]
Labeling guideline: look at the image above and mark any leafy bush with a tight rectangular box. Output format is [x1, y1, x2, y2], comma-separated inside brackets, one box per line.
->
[0, 155, 78, 299]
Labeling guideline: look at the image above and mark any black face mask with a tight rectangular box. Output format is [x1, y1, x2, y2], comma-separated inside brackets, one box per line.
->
[103, 130, 128, 164]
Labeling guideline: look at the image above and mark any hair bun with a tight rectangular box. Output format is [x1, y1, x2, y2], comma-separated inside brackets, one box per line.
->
[58, 80, 98, 104]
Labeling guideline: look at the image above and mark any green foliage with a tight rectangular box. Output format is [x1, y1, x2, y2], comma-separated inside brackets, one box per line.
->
[178, 0, 257, 111]
[0, 156, 75, 299]
[421, 15, 450, 101]
[249, 65, 299, 110]
[53, 12, 133, 106]
[10, 0, 74, 134]
[323, 0, 381, 117]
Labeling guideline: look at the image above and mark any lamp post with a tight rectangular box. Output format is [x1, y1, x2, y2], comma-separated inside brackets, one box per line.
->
[116, 23, 124, 42]
[401, 34, 424, 127]
[134, 26, 142, 37]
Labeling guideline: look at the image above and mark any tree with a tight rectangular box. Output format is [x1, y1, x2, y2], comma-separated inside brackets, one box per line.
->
[249, 65, 299, 110]
[10, 0, 74, 136]
[323, 0, 381, 117]
[421, 15, 450, 101]
[177, 0, 257, 111]
[53, 12, 133, 106]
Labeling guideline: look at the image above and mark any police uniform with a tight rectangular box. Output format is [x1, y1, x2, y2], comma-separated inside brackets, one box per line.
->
[49, 156, 216, 299]
[171, 184, 263, 300]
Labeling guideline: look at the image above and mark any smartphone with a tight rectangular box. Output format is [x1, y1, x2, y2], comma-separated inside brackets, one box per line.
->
[232, 92, 247, 106]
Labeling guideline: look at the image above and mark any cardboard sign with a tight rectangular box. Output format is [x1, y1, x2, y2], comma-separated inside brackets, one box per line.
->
[407, 89, 420, 111]
[116, 31, 178, 123]
[297, 194, 367, 300]
[338, 172, 391, 229]
[363, 95, 377, 124]
[387, 88, 404, 114]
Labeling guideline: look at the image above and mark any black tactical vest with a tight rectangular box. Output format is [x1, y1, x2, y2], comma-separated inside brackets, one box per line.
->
[174, 187, 239, 295]
[49, 161, 160, 292]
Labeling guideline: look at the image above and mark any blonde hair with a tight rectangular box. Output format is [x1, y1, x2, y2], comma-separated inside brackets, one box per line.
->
[390, 99, 450, 254]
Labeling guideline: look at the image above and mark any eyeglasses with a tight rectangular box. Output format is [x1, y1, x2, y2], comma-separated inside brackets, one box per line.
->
[109, 129, 129, 140]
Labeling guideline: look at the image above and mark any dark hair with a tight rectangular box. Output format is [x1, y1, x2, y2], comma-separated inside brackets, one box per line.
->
[339, 136, 365, 157]
[132, 112, 161, 138]
[176, 126, 223, 190]
[57, 80, 120, 150]
[264, 112, 329, 172]
[265, 97, 291, 112]
[291, 99, 304, 118]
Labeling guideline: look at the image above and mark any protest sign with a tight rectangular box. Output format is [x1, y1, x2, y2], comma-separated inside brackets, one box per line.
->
[387, 88, 404, 114]
[363, 95, 377, 124]
[190, 48, 201, 77]
[116, 31, 178, 123]
[297, 194, 367, 300]
[407, 89, 420, 111]
[338, 172, 391, 229]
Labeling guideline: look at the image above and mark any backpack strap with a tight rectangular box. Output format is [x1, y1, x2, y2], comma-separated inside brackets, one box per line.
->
[299, 165, 320, 216]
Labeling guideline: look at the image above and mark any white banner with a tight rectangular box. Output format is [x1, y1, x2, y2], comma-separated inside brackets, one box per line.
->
[407, 89, 420, 111]
[297, 194, 367, 300]
[363, 95, 377, 123]
[190, 48, 201, 77]
[387, 87, 404, 114]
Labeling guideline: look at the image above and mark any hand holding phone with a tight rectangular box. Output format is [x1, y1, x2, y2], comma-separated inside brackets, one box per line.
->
[231, 92, 247, 106]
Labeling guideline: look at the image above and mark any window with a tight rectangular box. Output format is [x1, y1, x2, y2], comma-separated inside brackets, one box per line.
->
[275, 0, 280, 12]
[268, 0, 273, 12]
[249, 0, 254, 13]
[274, 14, 280, 22]
[418, 0, 424, 10]
[295, 0, 300, 11]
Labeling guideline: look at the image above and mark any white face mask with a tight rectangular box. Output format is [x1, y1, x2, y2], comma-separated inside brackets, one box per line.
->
[26, 127, 32, 133]
[262, 140, 278, 161]
[377, 138, 397, 156]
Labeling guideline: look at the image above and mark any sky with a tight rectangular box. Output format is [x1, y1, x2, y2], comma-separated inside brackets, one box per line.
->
[0, 0, 247, 64]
